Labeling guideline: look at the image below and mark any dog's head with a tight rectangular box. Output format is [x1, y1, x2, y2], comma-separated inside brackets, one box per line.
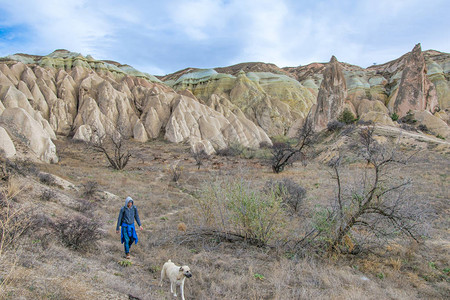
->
[180, 266, 192, 278]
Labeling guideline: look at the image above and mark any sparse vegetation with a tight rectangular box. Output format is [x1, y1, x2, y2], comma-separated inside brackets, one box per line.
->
[399, 110, 417, 124]
[55, 215, 103, 251]
[265, 178, 306, 213]
[89, 132, 131, 170]
[327, 120, 345, 131]
[391, 112, 399, 121]
[320, 127, 427, 253]
[81, 180, 98, 199]
[1, 124, 448, 299]
[0, 183, 34, 297]
[192, 150, 209, 170]
[270, 119, 314, 173]
[194, 178, 286, 246]
[40, 189, 56, 201]
[167, 162, 183, 182]
[338, 109, 357, 124]
[38, 173, 55, 186]
[118, 260, 132, 267]
[216, 142, 244, 157]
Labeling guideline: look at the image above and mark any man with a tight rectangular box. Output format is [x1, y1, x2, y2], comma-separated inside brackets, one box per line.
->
[116, 196, 143, 259]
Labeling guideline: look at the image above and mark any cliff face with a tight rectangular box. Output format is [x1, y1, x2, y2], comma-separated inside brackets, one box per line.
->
[163, 44, 449, 133]
[311, 56, 347, 131]
[390, 44, 439, 116]
[0, 46, 449, 163]
[163, 67, 316, 136]
[0, 50, 272, 161]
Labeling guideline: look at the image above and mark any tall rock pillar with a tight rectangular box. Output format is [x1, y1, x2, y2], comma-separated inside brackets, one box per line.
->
[393, 43, 439, 117]
[312, 56, 347, 131]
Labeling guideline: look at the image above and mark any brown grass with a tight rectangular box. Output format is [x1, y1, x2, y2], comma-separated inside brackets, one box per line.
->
[0, 133, 448, 299]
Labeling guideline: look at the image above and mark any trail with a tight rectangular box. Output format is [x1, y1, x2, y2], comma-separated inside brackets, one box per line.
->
[375, 125, 450, 145]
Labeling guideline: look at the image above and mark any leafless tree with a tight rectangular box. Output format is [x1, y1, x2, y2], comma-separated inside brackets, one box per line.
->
[271, 118, 314, 173]
[192, 150, 209, 170]
[321, 126, 426, 253]
[89, 132, 131, 170]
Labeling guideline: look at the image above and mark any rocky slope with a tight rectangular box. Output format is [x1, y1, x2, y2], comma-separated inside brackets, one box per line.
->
[163, 44, 449, 136]
[0, 44, 449, 163]
[0, 50, 272, 161]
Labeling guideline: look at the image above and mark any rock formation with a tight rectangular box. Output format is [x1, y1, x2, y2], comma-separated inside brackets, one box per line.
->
[0, 126, 16, 158]
[390, 44, 439, 117]
[311, 56, 347, 131]
[0, 46, 449, 163]
[0, 107, 58, 163]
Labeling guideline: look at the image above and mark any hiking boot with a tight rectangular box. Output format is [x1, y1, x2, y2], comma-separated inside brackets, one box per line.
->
[126, 253, 130, 259]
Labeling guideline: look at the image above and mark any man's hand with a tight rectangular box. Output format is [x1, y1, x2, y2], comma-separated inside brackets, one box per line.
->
[116, 230, 119, 234]
[139, 226, 143, 231]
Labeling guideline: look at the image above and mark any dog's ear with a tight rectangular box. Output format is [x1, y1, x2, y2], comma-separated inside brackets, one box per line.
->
[180, 267, 183, 272]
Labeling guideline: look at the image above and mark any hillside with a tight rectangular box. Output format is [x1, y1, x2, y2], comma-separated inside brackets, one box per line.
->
[0, 44, 449, 299]
[0, 124, 448, 299]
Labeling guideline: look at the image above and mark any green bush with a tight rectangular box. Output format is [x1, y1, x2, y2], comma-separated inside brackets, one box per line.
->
[338, 109, 357, 124]
[195, 179, 286, 245]
[391, 112, 399, 121]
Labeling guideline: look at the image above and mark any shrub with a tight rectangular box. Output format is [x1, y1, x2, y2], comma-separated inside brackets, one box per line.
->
[0, 189, 33, 256]
[38, 173, 56, 186]
[399, 110, 417, 124]
[74, 198, 95, 214]
[40, 189, 56, 201]
[81, 181, 98, 199]
[265, 178, 306, 213]
[321, 127, 428, 253]
[270, 120, 314, 173]
[259, 141, 272, 149]
[55, 215, 103, 251]
[89, 132, 131, 170]
[417, 124, 429, 132]
[167, 162, 183, 182]
[391, 112, 399, 121]
[327, 120, 345, 132]
[195, 178, 286, 246]
[192, 150, 209, 170]
[338, 109, 357, 124]
[216, 143, 244, 157]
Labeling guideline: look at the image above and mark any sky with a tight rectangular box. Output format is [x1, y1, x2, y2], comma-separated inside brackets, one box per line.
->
[0, 0, 449, 75]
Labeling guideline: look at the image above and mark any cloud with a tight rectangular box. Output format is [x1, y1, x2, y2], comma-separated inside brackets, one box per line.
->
[0, 0, 448, 74]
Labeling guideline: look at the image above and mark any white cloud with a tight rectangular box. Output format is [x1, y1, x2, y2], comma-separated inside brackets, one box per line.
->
[167, 0, 225, 40]
[0, 0, 448, 73]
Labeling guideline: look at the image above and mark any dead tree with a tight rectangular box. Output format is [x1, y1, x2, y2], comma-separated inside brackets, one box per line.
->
[90, 132, 131, 170]
[325, 126, 426, 253]
[271, 119, 314, 173]
[192, 150, 209, 170]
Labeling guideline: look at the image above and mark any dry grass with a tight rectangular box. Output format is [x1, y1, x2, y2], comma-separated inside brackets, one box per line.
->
[0, 133, 448, 299]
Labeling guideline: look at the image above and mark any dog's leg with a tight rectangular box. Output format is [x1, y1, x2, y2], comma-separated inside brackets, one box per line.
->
[180, 281, 185, 300]
[171, 282, 177, 297]
[159, 268, 165, 287]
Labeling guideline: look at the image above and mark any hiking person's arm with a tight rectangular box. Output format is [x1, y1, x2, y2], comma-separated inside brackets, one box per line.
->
[116, 208, 124, 233]
[135, 207, 143, 230]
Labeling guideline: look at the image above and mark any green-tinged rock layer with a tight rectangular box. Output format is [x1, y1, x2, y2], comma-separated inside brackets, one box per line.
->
[166, 69, 316, 136]
[2, 50, 161, 83]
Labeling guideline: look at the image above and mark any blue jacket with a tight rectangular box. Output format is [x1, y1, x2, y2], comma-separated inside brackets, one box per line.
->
[116, 197, 142, 231]
[121, 223, 138, 245]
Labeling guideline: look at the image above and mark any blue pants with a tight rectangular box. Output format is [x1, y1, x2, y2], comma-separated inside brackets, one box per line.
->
[123, 231, 133, 254]
[121, 223, 138, 255]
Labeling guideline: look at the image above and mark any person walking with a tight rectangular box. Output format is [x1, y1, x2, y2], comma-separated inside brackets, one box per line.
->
[116, 196, 143, 259]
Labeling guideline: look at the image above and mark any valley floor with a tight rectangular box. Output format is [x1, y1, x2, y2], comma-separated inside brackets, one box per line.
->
[0, 128, 449, 299]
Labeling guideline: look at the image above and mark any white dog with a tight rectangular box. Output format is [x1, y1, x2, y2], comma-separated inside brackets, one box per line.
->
[160, 259, 192, 300]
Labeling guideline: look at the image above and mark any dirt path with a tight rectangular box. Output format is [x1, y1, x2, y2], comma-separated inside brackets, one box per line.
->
[375, 125, 450, 145]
